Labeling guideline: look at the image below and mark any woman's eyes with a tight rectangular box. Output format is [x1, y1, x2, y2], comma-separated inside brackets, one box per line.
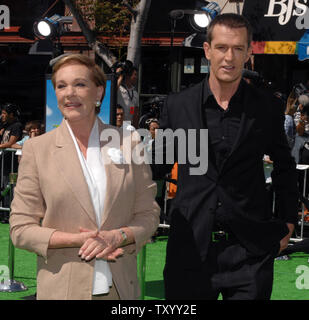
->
[57, 82, 86, 89]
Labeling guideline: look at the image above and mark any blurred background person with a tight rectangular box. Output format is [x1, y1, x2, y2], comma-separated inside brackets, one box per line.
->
[147, 118, 159, 140]
[284, 95, 297, 149]
[115, 104, 124, 128]
[294, 94, 309, 137]
[292, 96, 309, 164]
[0, 103, 22, 149]
[115, 60, 139, 128]
[0, 103, 22, 223]
[11, 120, 42, 149]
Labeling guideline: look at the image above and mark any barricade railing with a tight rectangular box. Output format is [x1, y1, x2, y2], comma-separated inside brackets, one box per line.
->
[0, 148, 18, 215]
[0, 148, 27, 292]
[0, 148, 18, 201]
[291, 164, 309, 242]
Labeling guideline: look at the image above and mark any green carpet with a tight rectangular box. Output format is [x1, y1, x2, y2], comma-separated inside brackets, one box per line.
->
[1, 223, 309, 300]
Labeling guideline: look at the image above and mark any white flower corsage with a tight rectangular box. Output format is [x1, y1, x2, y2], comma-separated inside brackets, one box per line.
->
[107, 148, 125, 164]
[123, 121, 136, 132]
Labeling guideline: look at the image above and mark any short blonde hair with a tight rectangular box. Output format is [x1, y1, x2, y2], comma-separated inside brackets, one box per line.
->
[51, 54, 107, 108]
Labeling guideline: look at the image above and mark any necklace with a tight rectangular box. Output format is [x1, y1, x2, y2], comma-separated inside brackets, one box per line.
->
[124, 84, 134, 102]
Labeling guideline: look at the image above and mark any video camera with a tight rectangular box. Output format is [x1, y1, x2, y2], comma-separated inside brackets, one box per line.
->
[138, 96, 166, 129]
[293, 83, 309, 98]
[111, 60, 134, 76]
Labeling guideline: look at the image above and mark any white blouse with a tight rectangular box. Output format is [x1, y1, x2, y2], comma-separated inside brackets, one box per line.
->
[66, 118, 112, 295]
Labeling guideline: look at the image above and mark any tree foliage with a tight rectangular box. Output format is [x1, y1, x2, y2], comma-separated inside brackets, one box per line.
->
[77, 0, 138, 35]
[69, 0, 150, 67]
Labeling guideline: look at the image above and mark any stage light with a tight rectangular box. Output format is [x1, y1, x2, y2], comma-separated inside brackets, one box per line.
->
[189, 1, 221, 32]
[37, 20, 52, 37]
[33, 14, 73, 39]
[192, 13, 210, 29]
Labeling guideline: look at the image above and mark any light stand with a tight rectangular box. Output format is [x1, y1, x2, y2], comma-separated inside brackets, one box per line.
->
[168, 10, 184, 93]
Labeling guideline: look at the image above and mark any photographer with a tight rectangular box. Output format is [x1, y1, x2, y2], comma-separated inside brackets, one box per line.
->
[115, 60, 139, 128]
[292, 95, 309, 164]
[294, 94, 309, 136]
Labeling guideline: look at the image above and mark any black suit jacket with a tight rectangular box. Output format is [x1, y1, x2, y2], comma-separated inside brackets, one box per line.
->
[151, 79, 298, 266]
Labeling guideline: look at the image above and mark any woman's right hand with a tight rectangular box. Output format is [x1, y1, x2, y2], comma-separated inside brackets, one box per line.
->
[78, 227, 99, 246]
[78, 228, 124, 262]
[48, 228, 98, 249]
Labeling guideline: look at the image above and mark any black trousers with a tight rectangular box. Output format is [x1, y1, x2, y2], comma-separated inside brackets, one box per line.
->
[164, 236, 276, 300]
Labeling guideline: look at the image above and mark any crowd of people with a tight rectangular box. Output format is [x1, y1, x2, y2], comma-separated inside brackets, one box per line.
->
[285, 91, 309, 164]
[0, 103, 43, 223]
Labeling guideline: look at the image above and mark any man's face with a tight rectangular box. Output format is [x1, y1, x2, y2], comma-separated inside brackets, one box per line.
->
[149, 121, 159, 139]
[116, 108, 124, 127]
[203, 25, 252, 85]
[129, 70, 138, 86]
[1, 110, 9, 123]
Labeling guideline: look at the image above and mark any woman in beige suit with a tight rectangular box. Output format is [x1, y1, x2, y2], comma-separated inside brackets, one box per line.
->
[9, 54, 160, 300]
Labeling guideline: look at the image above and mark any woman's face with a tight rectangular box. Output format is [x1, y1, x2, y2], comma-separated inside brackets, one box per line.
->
[54, 62, 104, 125]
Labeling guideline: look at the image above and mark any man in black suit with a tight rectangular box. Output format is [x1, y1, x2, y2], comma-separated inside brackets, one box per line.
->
[151, 13, 298, 300]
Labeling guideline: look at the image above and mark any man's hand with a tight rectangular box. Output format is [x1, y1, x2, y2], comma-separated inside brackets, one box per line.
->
[278, 223, 294, 254]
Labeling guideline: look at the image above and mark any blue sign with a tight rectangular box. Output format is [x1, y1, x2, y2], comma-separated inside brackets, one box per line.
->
[298, 30, 309, 61]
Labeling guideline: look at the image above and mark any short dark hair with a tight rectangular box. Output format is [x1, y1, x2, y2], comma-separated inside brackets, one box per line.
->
[25, 120, 41, 132]
[206, 13, 252, 48]
[1, 102, 20, 118]
[127, 66, 138, 77]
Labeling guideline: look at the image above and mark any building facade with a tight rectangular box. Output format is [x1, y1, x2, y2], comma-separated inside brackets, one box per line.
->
[0, 0, 308, 124]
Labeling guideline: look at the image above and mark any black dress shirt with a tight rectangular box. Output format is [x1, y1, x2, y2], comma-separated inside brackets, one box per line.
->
[203, 80, 245, 228]
[203, 80, 244, 171]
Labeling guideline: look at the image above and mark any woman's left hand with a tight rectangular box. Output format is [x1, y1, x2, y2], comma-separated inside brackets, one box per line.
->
[78, 228, 124, 262]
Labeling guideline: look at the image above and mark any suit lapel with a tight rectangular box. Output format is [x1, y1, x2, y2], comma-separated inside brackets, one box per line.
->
[98, 120, 126, 226]
[52, 120, 97, 226]
[198, 79, 219, 181]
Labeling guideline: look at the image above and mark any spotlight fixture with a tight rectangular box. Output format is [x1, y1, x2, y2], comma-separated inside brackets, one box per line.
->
[189, 1, 221, 32]
[33, 14, 73, 39]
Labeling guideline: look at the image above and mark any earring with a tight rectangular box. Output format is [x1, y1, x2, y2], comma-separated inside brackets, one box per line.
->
[95, 101, 101, 108]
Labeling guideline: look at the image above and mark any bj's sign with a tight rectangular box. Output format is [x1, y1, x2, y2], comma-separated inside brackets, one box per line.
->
[243, 0, 308, 41]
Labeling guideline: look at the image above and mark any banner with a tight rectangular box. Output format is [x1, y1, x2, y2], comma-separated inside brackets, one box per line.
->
[242, 0, 309, 41]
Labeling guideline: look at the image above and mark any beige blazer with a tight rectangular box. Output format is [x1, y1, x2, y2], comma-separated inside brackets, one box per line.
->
[10, 119, 160, 300]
